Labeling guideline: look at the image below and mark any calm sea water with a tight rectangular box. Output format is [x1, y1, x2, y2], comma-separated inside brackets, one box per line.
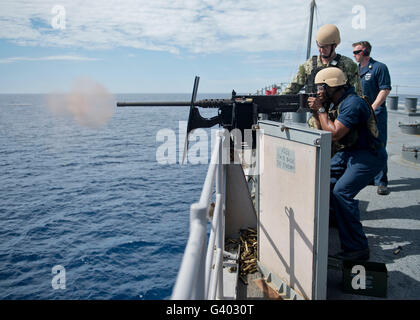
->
[0, 93, 227, 300]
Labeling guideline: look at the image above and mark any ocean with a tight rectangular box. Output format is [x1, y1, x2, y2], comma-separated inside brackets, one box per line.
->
[0, 93, 227, 300]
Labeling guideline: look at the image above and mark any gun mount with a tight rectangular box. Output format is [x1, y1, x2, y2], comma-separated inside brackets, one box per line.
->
[116, 76, 314, 161]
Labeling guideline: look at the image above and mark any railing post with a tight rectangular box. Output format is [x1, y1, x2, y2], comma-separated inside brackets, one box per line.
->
[207, 195, 223, 299]
[216, 131, 225, 299]
[209, 248, 223, 299]
[172, 129, 227, 300]
[171, 204, 207, 299]
[204, 194, 222, 297]
[216, 203, 224, 299]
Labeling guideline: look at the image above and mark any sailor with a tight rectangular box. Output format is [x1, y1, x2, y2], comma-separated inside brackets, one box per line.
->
[352, 41, 392, 195]
[282, 24, 362, 96]
[308, 67, 387, 260]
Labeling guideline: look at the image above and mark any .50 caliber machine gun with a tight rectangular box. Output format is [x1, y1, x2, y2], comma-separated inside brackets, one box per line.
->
[117, 76, 314, 159]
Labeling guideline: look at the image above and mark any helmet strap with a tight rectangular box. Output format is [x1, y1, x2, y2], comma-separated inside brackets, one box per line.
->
[321, 44, 336, 59]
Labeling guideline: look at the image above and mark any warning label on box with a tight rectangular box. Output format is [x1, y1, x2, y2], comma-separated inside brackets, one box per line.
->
[276, 147, 296, 173]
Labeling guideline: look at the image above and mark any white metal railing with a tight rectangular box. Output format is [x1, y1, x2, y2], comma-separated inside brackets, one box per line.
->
[171, 130, 227, 300]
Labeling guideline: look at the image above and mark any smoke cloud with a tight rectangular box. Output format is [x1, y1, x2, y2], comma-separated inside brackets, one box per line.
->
[47, 77, 115, 128]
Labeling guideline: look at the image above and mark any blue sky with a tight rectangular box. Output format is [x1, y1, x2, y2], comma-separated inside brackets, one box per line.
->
[1, 0, 420, 94]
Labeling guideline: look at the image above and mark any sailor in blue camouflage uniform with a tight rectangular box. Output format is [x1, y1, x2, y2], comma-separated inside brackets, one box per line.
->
[353, 41, 392, 195]
[308, 67, 387, 261]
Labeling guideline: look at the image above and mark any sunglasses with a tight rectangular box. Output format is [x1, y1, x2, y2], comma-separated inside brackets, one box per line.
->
[317, 44, 331, 50]
[353, 49, 363, 55]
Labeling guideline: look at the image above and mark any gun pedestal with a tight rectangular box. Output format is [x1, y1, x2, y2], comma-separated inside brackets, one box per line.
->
[292, 111, 308, 123]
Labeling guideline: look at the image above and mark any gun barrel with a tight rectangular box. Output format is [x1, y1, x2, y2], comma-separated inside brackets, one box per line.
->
[117, 99, 232, 108]
[117, 95, 314, 110]
[117, 101, 190, 107]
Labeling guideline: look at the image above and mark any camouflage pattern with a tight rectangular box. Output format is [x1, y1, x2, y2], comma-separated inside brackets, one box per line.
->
[328, 103, 358, 156]
[307, 115, 320, 129]
[282, 54, 362, 95]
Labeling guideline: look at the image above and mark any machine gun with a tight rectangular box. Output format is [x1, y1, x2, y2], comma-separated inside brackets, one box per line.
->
[117, 76, 314, 160]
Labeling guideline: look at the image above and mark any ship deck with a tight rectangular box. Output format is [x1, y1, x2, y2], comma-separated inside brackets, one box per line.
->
[240, 104, 420, 300]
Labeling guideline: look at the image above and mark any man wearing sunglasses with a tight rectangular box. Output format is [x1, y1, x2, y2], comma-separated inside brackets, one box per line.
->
[282, 24, 362, 96]
[307, 67, 386, 260]
[352, 41, 391, 196]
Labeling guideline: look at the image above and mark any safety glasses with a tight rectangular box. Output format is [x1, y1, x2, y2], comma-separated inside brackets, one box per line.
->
[316, 42, 331, 50]
[316, 84, 327, 92]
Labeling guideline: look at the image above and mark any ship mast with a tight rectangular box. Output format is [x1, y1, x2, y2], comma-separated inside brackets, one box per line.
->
[306, 0, 316, 60]
[292, 0, 316, 123]
[257, 0, 317, 96]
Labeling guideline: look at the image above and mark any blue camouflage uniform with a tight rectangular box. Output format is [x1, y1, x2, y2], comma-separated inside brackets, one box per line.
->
[359, 58, 392, 187]
[330, 87, 387, 252]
